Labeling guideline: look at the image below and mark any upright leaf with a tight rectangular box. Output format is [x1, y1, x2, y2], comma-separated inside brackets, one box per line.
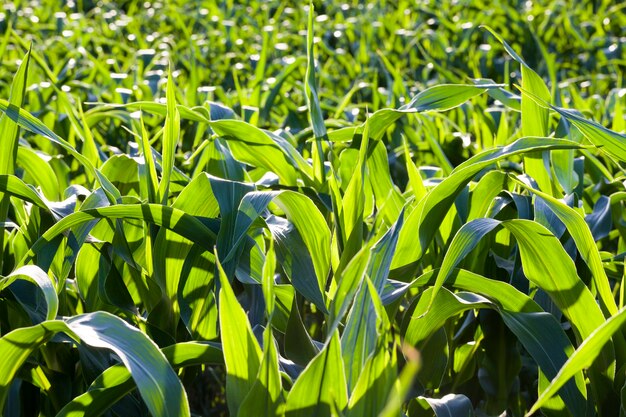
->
[216, 252, 262, 416]
[0, 47, 30, 273]
[484, 26, 553, 193]
[157, 66, 180, 205]
[305, 2, 328, 185]
[284, 331, 348, 417]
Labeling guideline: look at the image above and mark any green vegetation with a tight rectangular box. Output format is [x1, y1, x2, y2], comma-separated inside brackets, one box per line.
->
[1, 0, 626, 416]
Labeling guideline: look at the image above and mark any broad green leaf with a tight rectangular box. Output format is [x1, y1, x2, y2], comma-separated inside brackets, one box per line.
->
[338, 134, 366, 260]
[268, 215, 326, 312]
[137, 115, 159, 204]
[403, 136, 427, 200]
[366, 83, 499, 141]
[273, 191, 331, 310]
[342, 211, 403, 390]
[392, 137, 582, 271]
[156, 174, 220, 307]
[398, 269, 587, 415]
[528, 306, 626, 415]
[21, 204, 217, 268]
[284, 296, 319, 366]
[0, 100, 121, 204]
[210, 120, 300, 185]
[0, 312, 189, 417]
[0, 320, 69, 411]
[346, 342, 396, 417]
[0, 174, 49, 211]
[57, 341, 222, 417]
[552, 105, 626, 163]
[378, 345, 420, 417]
[262, 239, 277, 320]
[16, 147, 60, 201]
[238, 327, 284, 417]
[216, 252, 262, 416]
[89, 101, 210, 123]
[66, 312, 190, 417]
[467, 171, 507, 221]
[367, 141, 404, 226]
[179, 245, 218, 339]
[406, 288, 493, 346]
[430, 218, 608, 345]
[503, 220, 608, 344]
[410, 394, 474, 417]
[284, 331, 348, 417]
[1, 265, 58, 321]
[483, 26, 553, 193]
[513, 177, 618, 316]
[211, 177, 257, 277]
[400, 84, 500, 113]
[328, 244, 371, 334]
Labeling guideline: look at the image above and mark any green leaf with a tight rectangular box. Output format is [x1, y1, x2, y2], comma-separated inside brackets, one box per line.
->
[137, 115, 159, 204]
[211, 177, 257, 277]
[346, 342, 396, 417]
[341, 210, 403, 389]
[210, 120, 302, 185]
[392, 137, 582, 271]
[16, 147, 60, 201]
[89, 101, 210, 123]
[400, 84, 500, 112]
[157, 67, 181, 205]
[0, 46, 30, 176]
[328, 244, 371, 334]
[151, 174, 221, 335]
[66, 312, 190, 417]
[0, 46, 31, 274]
[512, 177, 618, 316]
[216, 251, 262, 416]
[430, 218, 608, 344]
[284, 296, 319, 367]
[305, 2, 328, 185]
[411, 394, 474, 417]
[57, 341, 222, 417]
[378, 345, 420, 417]
[503, 220, 608, 344]
[406, 287, 493, 346]
[0, 320, 69, 412]
[551, 105, 626, 163]
[483, 26, 553, 193]
[399, 269, 587, 416]
[238, 327, 284, 417]
[528, 306, 626, 416]
[21, 204, 217, 268]
[0, 100, 121, 204]
[273, 191, 331, 311]
[0, 174, 49, 211]
[284, 331, 348, 417]
[366, 83, 499, 142]
[0, 312, 190, 417]
[1, 265, 58, 321]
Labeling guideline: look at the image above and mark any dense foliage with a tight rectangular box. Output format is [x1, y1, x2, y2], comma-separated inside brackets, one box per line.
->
[1, 0, 626, 416]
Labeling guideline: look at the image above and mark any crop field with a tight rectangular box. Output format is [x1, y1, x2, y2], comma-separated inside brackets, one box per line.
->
[1, 0, 626, 416]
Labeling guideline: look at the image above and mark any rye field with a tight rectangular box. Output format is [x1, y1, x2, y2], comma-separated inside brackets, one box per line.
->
[1, 0, 626, 416]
